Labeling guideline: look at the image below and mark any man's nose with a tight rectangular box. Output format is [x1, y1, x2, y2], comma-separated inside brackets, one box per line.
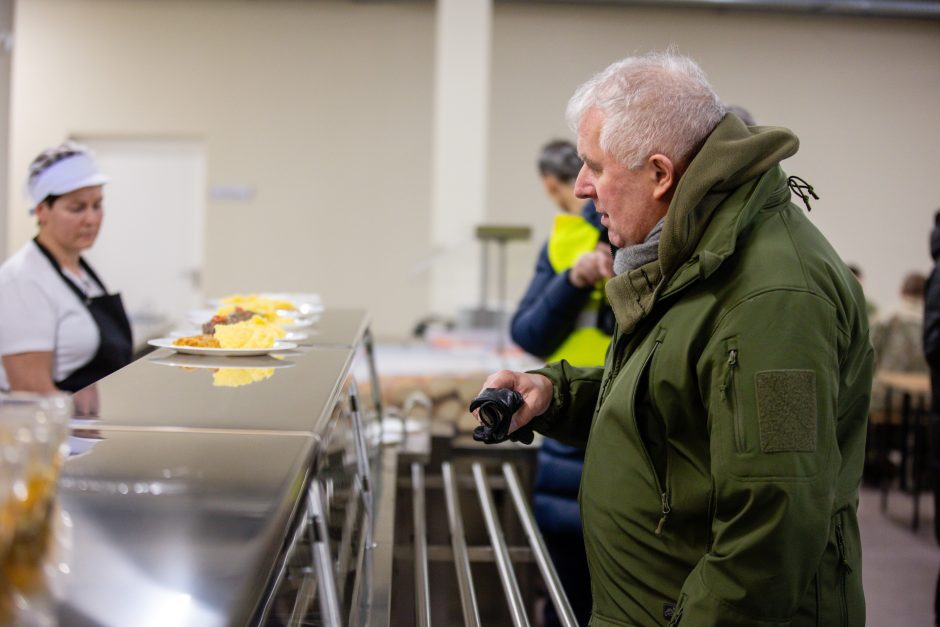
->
[573, 166, 593, 199]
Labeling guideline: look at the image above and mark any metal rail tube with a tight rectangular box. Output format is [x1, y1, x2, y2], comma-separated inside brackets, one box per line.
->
[255, 505, 311, 624]
[308, 482, 343, 626]
[503, 463, 578, 627]
[334, 481, 362, 601]
[442, 462, 482, 627]
[412, 463, 432, 627]
[351, 447, 398, 627]
[472, 463, 530, 627]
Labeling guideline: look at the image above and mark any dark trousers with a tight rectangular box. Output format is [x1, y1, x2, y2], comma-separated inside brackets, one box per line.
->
[930, 414, 940, 626]
[543, 531, 592, 627]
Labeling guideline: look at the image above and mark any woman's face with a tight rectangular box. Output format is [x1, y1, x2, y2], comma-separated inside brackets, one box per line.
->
[36, 185, 104, 254]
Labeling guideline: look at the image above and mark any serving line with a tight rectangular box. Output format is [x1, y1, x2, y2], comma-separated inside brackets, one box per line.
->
[4, 307, 400, 627]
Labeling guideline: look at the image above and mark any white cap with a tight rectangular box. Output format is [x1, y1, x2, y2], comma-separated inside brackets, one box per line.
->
[26, 151, 110, 212]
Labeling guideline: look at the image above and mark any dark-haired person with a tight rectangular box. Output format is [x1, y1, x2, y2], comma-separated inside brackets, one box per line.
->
[0, 142, 132, 397]
[510, 139, 614, 626]
[511, 140, 614, 362]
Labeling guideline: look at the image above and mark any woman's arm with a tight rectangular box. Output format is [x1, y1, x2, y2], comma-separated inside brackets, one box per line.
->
[3, 352, 58, 392]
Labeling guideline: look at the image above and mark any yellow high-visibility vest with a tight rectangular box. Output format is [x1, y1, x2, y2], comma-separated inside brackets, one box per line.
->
[545, 213, 612, 366]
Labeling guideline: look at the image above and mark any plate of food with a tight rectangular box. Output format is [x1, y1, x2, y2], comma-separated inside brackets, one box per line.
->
[188, 306, 316, 331]
[148, 337, 298, 357]
[150, 316, 299, 356]
[209, 292, 325, 316]
[170, 329, 309, 343]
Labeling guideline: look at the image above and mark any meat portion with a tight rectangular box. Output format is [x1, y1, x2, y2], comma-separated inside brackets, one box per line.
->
[173, 334, 220, 348]
[202, 307, 256, 335]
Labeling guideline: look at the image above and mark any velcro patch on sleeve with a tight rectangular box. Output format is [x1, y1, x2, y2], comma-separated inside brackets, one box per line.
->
[755, 370, 817, 453]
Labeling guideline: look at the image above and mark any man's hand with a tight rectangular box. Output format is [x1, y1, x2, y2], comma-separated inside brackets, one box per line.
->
[569, 246, 615, 288]
[478, 370, 554, 434]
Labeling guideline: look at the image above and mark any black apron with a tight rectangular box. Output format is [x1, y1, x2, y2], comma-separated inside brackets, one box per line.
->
[33, 238, 133, 393]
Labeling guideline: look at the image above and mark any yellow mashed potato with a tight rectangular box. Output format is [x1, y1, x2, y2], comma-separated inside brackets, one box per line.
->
[213, 316, 284, 349]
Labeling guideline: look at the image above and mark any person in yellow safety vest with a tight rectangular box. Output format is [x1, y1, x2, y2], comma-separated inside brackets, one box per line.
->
[510, 140, 614, 627]
[511, 140, 614, 365]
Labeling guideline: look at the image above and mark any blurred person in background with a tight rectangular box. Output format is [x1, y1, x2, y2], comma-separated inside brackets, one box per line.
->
[870, 272, 928, 417]
[510, 139, 614, 626]
[0, 142, 132, 401]
[479, 52, 872, 625]
[922, 210, 940, 625]
[872, 272, 927, 373]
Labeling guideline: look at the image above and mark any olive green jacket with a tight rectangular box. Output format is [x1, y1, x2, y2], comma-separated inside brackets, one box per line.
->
[531, 114, 873, 626]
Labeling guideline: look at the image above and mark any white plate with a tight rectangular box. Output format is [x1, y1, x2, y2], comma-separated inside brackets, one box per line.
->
[148, 338, 298, 357]
[279, 318, 314, 331]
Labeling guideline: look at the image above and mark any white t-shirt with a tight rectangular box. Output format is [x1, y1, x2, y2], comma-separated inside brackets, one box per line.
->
[0, 241, 104, 389]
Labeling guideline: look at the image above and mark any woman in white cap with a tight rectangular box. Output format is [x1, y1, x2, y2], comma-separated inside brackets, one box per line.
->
[0, 142, 132, 394]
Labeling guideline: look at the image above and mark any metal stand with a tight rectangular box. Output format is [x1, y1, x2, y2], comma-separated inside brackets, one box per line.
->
[469, 225, 531, 352]
[404, 460, 578, 627]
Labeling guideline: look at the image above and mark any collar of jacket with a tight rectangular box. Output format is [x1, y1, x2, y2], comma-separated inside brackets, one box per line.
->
[605, 113, 800, 333]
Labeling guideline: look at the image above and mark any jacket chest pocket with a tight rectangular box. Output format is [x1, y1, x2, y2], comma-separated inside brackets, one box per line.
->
[711, 335, 827, 480]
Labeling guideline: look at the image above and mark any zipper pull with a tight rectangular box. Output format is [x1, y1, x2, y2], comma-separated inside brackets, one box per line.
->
[720, 349, 737, 401]
[835, 523, 853, 573]
[655, 492, 671, 536]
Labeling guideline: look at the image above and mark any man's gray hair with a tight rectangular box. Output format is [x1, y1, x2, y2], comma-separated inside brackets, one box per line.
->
[566, 52, 726, 169]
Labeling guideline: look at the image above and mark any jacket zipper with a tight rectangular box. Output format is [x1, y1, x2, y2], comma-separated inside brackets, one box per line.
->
[719, 342, 744, 452]
[835, 520, 851, 627]
[705, 475, 717, 552]
[630, 335, 670, 536]
[598, 331, 628, 405]
[667, 593, 686, 626]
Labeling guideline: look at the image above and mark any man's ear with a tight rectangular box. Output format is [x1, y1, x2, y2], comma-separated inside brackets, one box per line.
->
[647, 154, 676, 201]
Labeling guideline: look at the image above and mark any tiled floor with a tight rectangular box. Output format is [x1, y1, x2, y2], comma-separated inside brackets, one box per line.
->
[861, 486, 939, 626]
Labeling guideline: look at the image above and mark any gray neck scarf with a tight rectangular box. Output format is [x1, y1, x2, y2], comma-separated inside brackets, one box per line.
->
[613, 217, 665, 275]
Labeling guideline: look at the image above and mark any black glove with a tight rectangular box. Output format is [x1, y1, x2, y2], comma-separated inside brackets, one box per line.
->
[469, 388, 534, 445]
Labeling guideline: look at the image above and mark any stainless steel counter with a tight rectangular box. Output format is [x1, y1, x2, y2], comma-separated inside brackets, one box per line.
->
[3, 308, 389, 626]
[48, 430, 315, 627]
[77, 309, 371, 434]
[83, 346, 354, 434]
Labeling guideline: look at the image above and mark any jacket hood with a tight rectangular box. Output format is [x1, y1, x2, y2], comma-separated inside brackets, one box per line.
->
[605, 113, 800, 332]
[659, 113, 800, 280]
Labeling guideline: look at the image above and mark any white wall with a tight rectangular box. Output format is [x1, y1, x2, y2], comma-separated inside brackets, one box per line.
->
[488, 4, 940, 317]
[8, 0, 435, 338]
[7, 1, 940, 337]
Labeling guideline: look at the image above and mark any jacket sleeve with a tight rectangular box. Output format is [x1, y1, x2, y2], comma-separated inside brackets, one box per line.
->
[673, 289, 861, 625]
[924, 262, 940, 367]
[526, 359, 604, 447]
[510, 242, 594, 358]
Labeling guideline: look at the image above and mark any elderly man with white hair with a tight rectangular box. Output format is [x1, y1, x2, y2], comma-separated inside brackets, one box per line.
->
[480, 52, 873, 626]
